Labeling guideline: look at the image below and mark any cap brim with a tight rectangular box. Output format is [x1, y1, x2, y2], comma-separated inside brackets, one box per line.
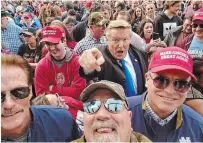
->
[150, 65, 197, 81]
[98, 19, 109, 26]
[193, 17, 203, 21]
[40, 37, 61, 43]
[19, 31, 34, 36]
[80, 83, 125, 102]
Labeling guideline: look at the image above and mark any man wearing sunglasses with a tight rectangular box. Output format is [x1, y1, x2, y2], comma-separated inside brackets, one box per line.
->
[188, 8, 203, 58]
[127, 47, 203, 142]
[73, 80, 151, 142]
[1, 54, 82, 142]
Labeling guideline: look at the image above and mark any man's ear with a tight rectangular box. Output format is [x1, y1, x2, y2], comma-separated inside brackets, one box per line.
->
[145, 73, 150, 88]
[28, 85, 33, 100]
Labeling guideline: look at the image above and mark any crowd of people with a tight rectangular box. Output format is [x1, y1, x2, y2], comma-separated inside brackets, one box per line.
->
[1, 0, 203, 142]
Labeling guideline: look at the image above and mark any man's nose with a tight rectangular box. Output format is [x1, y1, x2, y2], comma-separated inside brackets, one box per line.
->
[95, 104, 111, 121]
[2, 93, 15, 109]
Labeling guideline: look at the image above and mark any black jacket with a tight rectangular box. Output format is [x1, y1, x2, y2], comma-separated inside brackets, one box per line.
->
[80, 45, 148, 95]
[154, 11, 182, 40]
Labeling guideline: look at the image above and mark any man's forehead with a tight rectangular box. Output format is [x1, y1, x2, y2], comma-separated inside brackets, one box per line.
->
[1, 66, 28, 91]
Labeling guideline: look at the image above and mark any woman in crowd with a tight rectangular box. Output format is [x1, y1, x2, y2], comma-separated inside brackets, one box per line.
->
[145, 3, 156, 20]
[139, 18, 166, 51]
[132, 5, 145, 25]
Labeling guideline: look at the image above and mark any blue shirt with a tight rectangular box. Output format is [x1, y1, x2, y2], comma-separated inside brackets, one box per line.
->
[28, 106, 82, 142]
[127, 93, 203, 142]
[188, 36, 203, 58]
[1, 22, 22, 54]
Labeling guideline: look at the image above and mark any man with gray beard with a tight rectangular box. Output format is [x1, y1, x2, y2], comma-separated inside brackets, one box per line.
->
[72, 80, 151, 142]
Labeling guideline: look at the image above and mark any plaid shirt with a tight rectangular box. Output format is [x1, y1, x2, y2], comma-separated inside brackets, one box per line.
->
[1, 22, 23, 54]
[74, 35, 107, 56]
[145, 98, 177, 126]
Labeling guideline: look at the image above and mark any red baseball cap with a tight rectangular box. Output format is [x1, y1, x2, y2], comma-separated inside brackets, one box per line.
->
[40, 25, 65, 44]
[193, 8, 203, 21]
[23, 13, 31, 19]
[85, 0, 92, 8]
[148, 47, 197, 81]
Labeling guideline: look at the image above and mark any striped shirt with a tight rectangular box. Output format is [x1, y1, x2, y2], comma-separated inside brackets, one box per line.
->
[74, 35, 107, 56]
[145, 98, 177, 126]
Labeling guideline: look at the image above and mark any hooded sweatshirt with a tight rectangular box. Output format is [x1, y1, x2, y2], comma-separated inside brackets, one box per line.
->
[35, 49, 86, 118]
[154, 11, 182, 40]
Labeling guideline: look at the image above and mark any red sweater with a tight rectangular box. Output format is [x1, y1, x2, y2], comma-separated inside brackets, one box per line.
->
[34, 51, 86, 118]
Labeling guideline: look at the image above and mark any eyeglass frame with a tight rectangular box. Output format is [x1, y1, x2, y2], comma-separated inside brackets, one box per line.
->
[148, 72, 192, 93]
[83, 98, 128, 114]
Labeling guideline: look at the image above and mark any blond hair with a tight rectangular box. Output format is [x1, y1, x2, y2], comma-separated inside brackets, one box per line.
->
[106, 20, 131, 38]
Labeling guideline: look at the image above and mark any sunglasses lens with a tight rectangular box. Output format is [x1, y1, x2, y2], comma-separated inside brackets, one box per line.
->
[84, 100, 101, 114]
[192, 23, 198, 28]
[200, 24, 203, 28]
[1, 93, 6, 103]
[174, 80, 191, 93]
[105, 98, 124, 113]
[10, 87, 30, 100]
[153, 76, 169, 89]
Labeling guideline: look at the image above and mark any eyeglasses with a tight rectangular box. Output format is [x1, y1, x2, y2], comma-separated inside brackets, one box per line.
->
[149, 73, 191, 93]
[1, 87, 30, 103]
[55, 93, 66, 108]
[84, 98, 128, 114]
[192, 23, 203, 28]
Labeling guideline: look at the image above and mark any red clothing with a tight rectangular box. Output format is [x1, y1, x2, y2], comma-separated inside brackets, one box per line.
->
[144, 38, 151, 44]
[34, 51, 86, 119]
[67, 41, 77, 49]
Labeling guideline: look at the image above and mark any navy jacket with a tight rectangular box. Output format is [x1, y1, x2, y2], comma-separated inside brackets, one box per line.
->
[127, 94, 203, 142]
[27, 106, 82, 142]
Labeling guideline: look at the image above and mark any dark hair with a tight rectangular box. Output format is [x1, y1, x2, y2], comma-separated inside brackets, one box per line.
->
[63, 16, 76, 25]
[67, 9, 76, 16]
[116, 1, 125, 10]
[65, 1, 74, 11]
[132, 5, 145, 24]
[117, 10, 131, 24]
[164, 0, 181, 10]
[92, 2, 103, 12]
[138, 18, 154, 38]
[193, 58, 203, 78]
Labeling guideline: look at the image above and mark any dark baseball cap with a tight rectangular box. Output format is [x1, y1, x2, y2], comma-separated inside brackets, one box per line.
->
[80, 80, 126, 102]
[19, 28, 37, 36]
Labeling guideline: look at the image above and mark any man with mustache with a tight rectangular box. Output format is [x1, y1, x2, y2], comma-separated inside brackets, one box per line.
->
[79, 20, 148, 97]
[1, 54, 82, 142]
[73, 80, 151, 142]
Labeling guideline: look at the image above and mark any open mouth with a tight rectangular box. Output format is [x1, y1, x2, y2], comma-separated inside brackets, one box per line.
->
[96, 127, 116, 134]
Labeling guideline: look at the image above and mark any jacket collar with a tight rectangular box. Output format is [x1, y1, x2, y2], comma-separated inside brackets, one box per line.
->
[142, 93, 183, 129]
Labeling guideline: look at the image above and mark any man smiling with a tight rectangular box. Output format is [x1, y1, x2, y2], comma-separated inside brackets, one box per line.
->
[73, 80, 151, 142]
[127, 47, 203, 142]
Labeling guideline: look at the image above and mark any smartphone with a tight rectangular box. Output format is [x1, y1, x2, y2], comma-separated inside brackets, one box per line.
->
[152, 32, 160, 40]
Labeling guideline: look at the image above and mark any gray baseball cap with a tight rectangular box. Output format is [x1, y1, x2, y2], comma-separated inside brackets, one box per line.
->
[80, 80, 126, 102]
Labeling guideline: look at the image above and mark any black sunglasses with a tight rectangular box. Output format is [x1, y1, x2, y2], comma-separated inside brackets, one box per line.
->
[149, 73, 191, 93]
[1, 87, 30, 103]
[84, 98, 128, 114]
[192, 23, 203, 28]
